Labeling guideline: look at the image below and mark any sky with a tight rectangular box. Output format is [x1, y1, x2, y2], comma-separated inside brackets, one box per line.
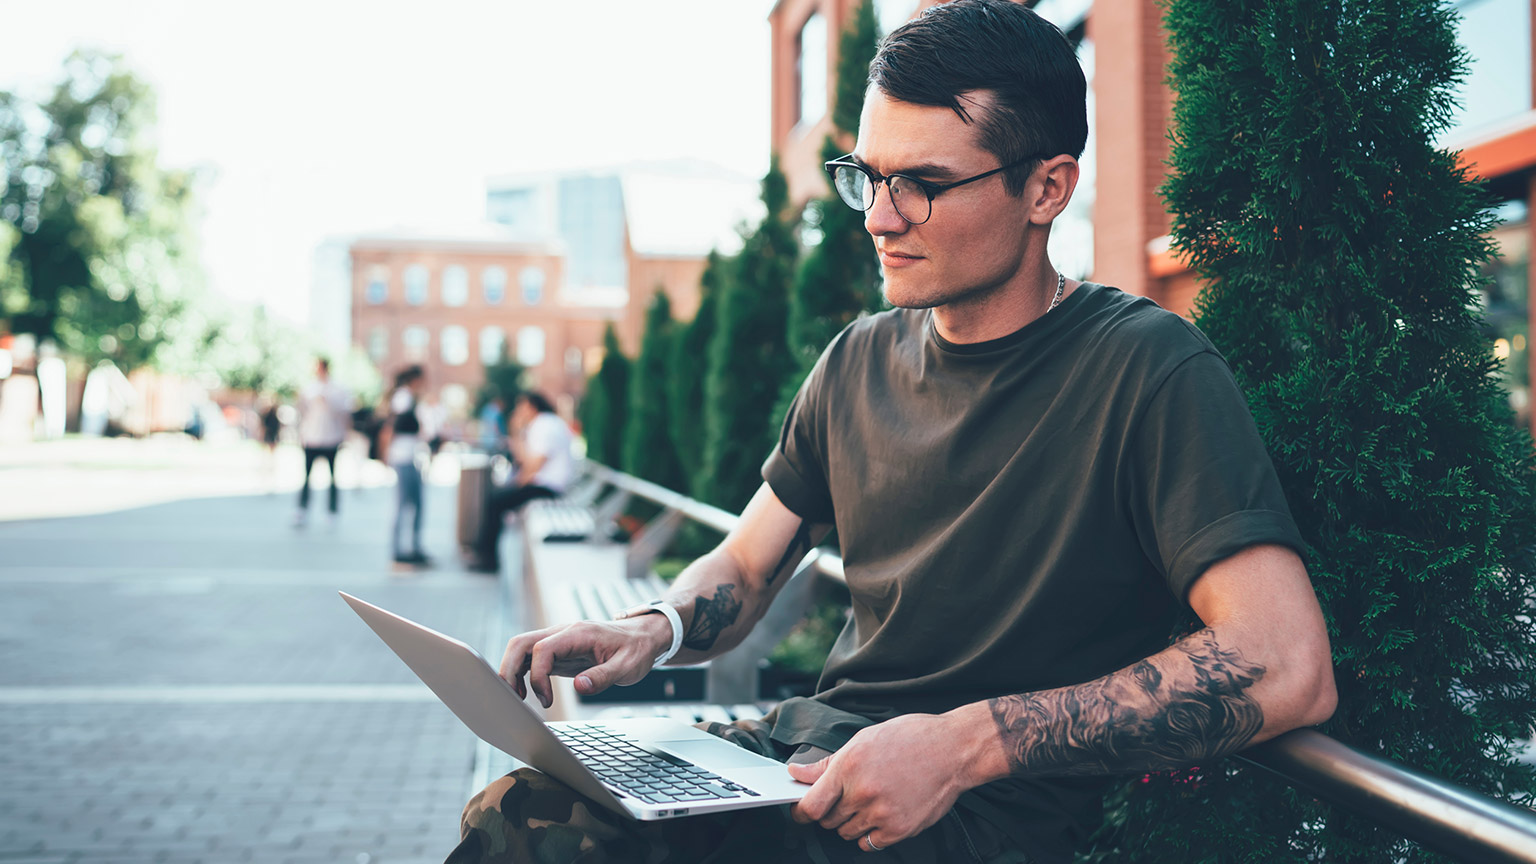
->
[0, 0, 787, 328]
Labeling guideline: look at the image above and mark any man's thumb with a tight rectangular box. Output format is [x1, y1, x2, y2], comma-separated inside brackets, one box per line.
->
[574, 667, 607, 695]
[786, 758, 830, 784]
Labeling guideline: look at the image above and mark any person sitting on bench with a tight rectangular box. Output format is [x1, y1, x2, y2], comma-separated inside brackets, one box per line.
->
[467, 391, 574, 573]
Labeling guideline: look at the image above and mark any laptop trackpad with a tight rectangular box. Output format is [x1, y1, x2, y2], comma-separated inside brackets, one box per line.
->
[658, 739, 774, 769]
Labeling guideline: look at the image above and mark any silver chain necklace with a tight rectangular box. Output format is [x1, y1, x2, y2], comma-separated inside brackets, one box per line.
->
[1047, 272, 1066, 312]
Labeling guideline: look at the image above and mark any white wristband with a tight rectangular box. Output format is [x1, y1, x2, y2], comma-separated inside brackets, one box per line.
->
[616, 600, 683, 667]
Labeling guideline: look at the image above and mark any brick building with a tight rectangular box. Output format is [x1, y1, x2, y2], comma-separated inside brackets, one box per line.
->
[349, 164, 759, 420]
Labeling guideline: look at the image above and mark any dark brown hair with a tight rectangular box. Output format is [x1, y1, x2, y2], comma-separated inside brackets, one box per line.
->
[870, 0, 1087, 195]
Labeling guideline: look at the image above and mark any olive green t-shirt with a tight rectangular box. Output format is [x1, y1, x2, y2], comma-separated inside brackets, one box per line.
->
[760, 283, 1303, 861]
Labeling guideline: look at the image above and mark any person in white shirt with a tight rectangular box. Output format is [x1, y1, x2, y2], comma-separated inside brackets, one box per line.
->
[468, 391, 574, 573]
[294, 358, 354, 527]
[379, 365, 432, 567]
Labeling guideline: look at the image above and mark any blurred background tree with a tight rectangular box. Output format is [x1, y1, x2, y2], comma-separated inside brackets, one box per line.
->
[778, 0, 884, 422]
[624, 288, 685, 490]
[474, 348, 525, 415]
[0, 51, 203, 372]
[700, 159, 796, 512]
[669, 251, 723, 500]
[1084, 0, 1536, 860]
[580, 323, 630, 468]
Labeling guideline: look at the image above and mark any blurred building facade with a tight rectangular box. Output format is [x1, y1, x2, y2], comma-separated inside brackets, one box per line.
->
[349, 163, 759, 421]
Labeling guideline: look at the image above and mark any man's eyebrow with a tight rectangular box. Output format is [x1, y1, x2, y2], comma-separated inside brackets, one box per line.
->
[849, 153, 960, 180]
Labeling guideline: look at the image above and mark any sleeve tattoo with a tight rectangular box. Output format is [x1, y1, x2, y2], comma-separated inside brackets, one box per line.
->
[682, 585, 742, 651]
[987, 629, 1267, 777]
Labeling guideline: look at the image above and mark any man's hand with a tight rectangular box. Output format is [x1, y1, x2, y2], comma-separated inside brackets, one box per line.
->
[787, 713, 975, 851]
[498, 616, 671, 708]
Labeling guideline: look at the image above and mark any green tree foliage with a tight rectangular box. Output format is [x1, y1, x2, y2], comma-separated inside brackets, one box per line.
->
[779, 0, 885, 422]
[581, 323, 631, 468]
[0, 51, 202, 371]
[669, 251, 724, 498]
[1086, 2, 1536, 860]
[830, 0, 879, 139]
[475, 347, 525, 416]
[624, 288, 685, 490]
[701, 160, 798, 512]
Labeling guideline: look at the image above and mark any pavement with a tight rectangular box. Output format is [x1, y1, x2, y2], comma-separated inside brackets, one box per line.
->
[0, 436, 518, 864]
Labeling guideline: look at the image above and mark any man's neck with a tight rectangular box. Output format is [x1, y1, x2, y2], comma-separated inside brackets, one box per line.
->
[931, 265, 1076, 345]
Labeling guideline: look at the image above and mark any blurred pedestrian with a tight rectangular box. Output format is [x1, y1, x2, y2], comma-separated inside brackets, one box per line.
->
[380, 365, 431, 567]
[477, 396, 506, 455]
[259, 396, 283, 492]
[467, 391, 573, 573]
[294, 358, 354, 528]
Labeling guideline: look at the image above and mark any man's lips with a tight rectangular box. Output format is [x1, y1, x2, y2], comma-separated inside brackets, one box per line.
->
[878, 249, 924, 266]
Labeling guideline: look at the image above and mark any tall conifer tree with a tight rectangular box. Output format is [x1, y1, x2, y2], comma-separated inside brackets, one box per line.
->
[701, 160, 797, 512]
[623, 289, 684, 491]
[1087, 1, 1536, 860]
[779, 0, 885, 420]
[669, 251, 724, 498]
[580, 323, 631, 469]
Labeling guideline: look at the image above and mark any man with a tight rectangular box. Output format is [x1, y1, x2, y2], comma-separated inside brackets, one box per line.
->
[294, 357, 354, 527]
[467, 391, 574, 573]
[451, 3, 1336, 861]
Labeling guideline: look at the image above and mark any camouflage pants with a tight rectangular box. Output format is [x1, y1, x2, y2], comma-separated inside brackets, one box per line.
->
[446, 719, 1034, 864]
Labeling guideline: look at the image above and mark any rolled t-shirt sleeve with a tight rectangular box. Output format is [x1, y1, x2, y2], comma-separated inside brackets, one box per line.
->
[763, 346, 836, 524]
[1129, 350, 1306, 599]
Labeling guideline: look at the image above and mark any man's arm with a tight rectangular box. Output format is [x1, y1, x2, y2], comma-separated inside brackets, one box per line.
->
[501, 483, 829, 707]
[791, 544, 1336, 848]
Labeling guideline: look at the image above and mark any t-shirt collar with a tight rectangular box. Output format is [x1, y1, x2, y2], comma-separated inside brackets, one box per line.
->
[927, 282, 1097, 356]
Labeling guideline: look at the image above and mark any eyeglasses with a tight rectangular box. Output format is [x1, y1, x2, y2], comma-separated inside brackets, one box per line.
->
[823, 153, 1043, 225]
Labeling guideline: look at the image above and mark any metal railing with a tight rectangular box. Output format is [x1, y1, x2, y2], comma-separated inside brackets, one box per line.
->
[582, 463, 1536, 863]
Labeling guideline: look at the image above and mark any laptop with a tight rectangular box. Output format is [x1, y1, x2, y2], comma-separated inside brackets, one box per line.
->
[339, 592, 808, 820]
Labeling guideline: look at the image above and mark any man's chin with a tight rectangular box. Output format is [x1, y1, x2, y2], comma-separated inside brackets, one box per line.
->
[881, 279, 943, 310]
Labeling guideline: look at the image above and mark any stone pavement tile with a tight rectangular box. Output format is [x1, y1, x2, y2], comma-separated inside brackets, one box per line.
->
[0, 701, 477, 863]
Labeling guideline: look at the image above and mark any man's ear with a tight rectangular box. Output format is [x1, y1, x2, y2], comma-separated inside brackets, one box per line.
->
[1028, 155, 1080, 226]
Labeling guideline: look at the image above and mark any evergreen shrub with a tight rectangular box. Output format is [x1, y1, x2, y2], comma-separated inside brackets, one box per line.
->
[1086, 1, 1536, 860]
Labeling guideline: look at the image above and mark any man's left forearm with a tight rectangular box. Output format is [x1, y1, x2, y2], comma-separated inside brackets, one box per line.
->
[947, 627, 1283, 788]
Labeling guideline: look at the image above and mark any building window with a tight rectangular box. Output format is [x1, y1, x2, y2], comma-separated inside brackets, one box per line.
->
[368, 326, 389, 362]
[402, 326, 429, 361]
[483, 266, 507, 305]
[565, 346, 583, 376]
[516, 325, 546, 367]
[366, 269, 388, 304]
[404, 265, 429, 306]
[797, 12, 828, 128]
[480, 326, 507, 365]
[442, 265, 468, 307]
[520, 266, 545, 306]
[441, 325, 469, 366]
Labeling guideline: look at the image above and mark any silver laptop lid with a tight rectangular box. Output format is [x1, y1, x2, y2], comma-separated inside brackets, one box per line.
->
[338, 591, 627, 813]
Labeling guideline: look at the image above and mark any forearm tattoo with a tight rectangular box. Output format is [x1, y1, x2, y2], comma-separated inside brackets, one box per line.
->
[765, 520, 815, 587]
[682, 585, 742, 651]
[988, 629, 1266, 777]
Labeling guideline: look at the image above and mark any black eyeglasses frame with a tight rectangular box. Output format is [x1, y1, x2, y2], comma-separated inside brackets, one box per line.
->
[822, 153, 1046, 225]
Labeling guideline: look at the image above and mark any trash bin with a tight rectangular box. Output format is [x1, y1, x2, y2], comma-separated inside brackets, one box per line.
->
[457, 452, 490, 552]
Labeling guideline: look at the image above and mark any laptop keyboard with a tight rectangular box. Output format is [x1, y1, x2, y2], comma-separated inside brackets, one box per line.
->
[551, 724, 762, 805]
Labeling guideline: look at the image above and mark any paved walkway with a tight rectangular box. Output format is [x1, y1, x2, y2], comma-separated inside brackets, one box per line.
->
[0, 439, 513, 864]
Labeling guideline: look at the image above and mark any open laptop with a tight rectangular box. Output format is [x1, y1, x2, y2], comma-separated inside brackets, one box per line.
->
[339, 592, 808, 820]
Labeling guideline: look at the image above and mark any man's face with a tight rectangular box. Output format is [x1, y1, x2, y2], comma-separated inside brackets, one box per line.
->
[854, 90, 1036, 310]
[512, 399, 536, 427]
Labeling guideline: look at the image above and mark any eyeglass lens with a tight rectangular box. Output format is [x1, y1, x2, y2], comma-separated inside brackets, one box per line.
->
[831, 165, 931, 224]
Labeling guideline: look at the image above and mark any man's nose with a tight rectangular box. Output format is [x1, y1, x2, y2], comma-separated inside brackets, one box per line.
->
[863, 182, 910, 236]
